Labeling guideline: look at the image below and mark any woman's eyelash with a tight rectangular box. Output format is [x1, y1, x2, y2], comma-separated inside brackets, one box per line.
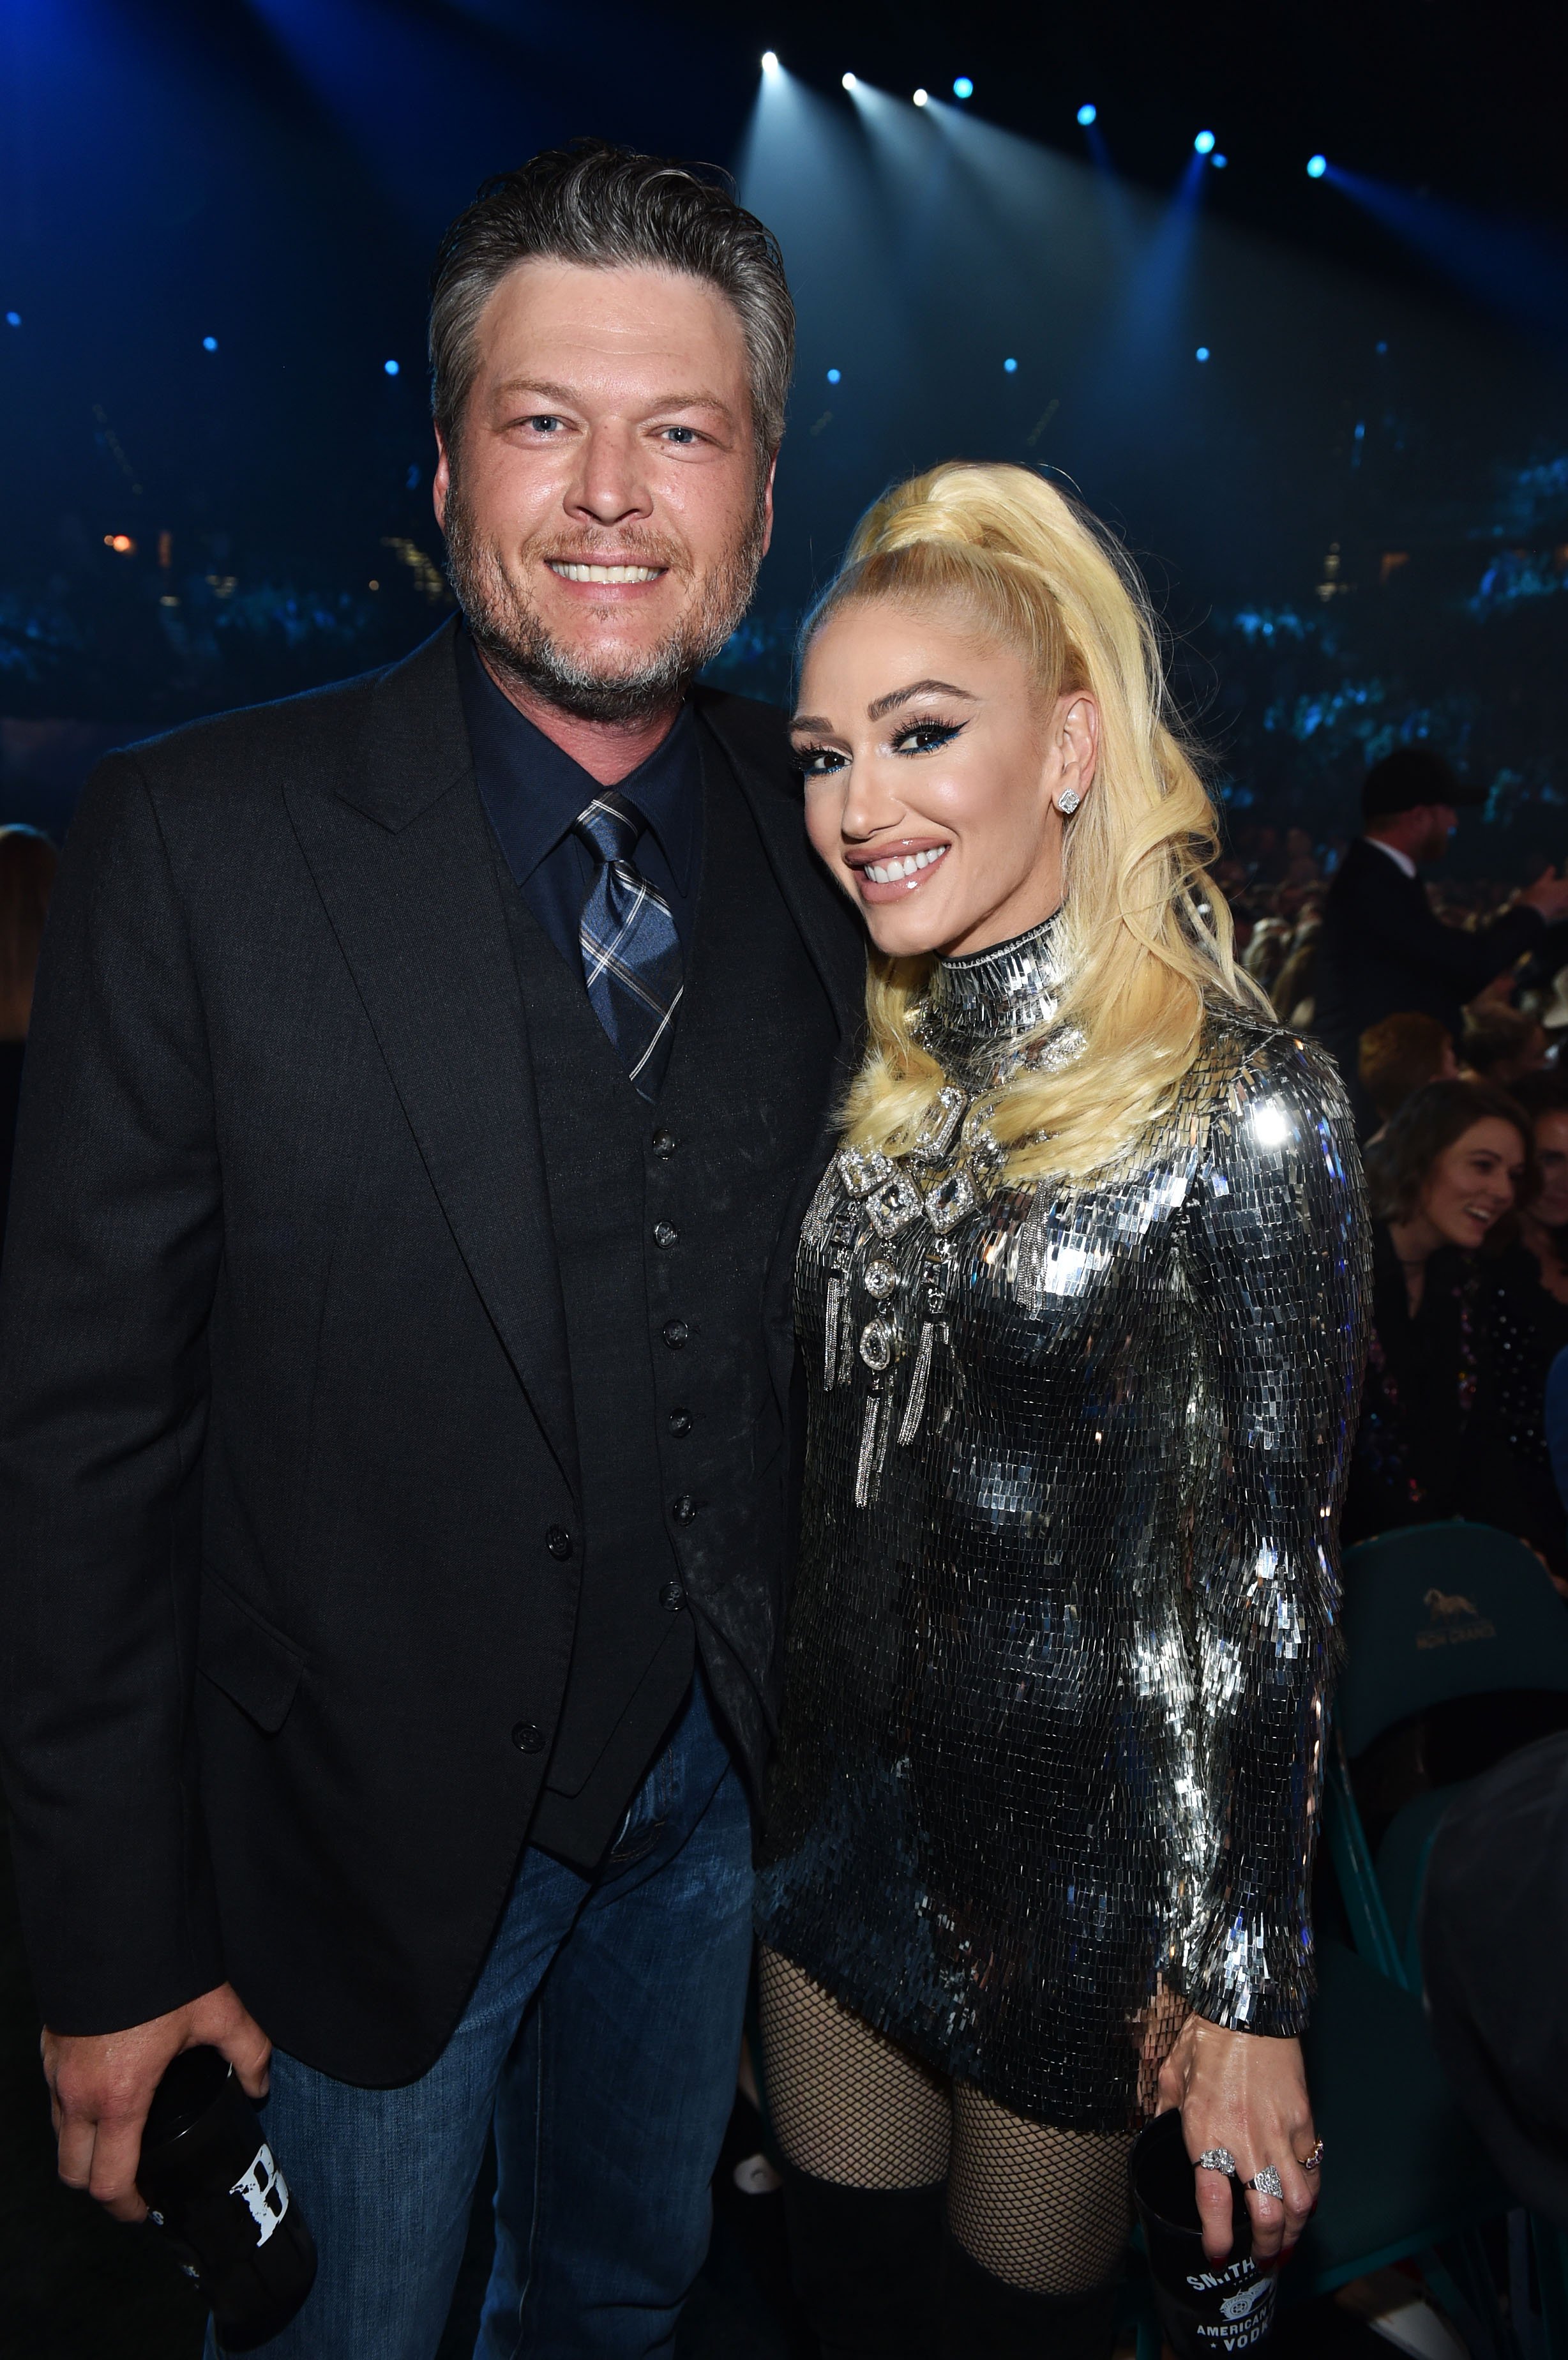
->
[893, 719, 966, 753]
[792, 745, 847, 778]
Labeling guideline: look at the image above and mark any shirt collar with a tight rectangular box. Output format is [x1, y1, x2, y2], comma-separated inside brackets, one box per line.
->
[1366, 834, 1418, 881]
[456, 628, 699, 891]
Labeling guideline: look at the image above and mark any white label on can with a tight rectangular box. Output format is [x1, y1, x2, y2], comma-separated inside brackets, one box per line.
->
[230, 2142, 290, 2246]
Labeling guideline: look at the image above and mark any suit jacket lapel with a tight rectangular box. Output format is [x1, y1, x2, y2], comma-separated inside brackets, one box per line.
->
[286, 624, 578, 1495]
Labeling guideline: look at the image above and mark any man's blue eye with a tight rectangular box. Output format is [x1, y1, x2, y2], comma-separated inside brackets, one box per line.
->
[664, 427, 697, 444]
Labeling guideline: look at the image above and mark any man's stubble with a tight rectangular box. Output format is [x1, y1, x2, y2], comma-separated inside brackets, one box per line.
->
[442, 467, 769, 726]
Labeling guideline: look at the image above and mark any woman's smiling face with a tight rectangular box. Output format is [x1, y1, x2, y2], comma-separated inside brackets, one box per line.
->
[791, 598, 1099, 960]
[1419, 1117, 1527, 1250]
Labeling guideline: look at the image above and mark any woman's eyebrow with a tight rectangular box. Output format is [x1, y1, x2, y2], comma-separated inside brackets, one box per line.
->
[790, 713, 834, 734]
[866, 678, 978, 721]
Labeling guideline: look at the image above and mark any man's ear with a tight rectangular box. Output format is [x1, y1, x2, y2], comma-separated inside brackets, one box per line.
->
[758, 451, 778, 562]
[432, 428, 451, 533]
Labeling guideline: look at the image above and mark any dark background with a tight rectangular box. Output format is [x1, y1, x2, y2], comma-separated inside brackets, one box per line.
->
[3, 0, 1567, 858]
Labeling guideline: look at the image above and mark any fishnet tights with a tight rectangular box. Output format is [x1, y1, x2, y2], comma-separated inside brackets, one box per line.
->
[758, 1950, 1133, 2297]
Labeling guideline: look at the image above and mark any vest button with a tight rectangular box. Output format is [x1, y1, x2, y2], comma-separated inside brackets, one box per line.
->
[511, 1721, 545, 1754]
[668, 1409, 693, 1437]
[545, 1525, 573, 1561]
[652, 1221, 679, 1250]
[660, 1580, 686, 1613]
[672, 1494, 698, 1525]
[661, 1319, 689, 1349]
[652, 1128, 678, 1158]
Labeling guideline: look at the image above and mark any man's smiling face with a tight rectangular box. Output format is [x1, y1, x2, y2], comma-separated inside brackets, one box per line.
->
[434, 257, 773, 723]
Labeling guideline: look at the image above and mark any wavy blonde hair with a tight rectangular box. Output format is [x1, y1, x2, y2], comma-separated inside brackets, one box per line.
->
[808, 462, 1265, 1182]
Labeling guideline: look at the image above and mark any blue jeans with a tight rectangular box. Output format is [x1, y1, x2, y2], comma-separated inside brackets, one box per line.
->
[215, 1679, 753, 2359]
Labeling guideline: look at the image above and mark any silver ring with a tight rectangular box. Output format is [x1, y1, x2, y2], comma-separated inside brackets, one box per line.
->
[1250, 2165, 1285, 2200]
[1195, 2147, 1238, 2176]
[1297, 2138, 1324, 2174]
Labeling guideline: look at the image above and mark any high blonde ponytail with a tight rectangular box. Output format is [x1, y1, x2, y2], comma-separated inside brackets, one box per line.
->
[809, 462, 1265, 1182]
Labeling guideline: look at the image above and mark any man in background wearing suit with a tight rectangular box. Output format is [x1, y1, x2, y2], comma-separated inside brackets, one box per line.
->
[0, 142, 863, 2357]
[1315, 745, 1568, 1117]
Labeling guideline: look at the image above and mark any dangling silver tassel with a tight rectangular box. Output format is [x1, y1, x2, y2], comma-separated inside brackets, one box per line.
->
[823, 1275, 843, 1390]
[855, 1390, 886, 1508]
[898, 1321, 935, 1447]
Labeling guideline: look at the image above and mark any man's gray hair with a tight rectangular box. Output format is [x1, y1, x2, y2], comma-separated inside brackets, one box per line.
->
[430, 138, 795, 463]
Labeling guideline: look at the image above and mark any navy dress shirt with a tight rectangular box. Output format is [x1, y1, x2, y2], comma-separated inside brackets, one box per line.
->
[455, 628, 701, 968]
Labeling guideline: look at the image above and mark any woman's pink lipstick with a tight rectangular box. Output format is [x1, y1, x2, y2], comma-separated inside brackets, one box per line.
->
[844, 841, 951, 905]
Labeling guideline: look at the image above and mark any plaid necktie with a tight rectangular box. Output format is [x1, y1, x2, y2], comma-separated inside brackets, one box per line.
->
[573, 790, 684, 1100]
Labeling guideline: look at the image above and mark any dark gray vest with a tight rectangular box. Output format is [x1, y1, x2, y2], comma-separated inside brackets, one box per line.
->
[505, 723, 838, 1864]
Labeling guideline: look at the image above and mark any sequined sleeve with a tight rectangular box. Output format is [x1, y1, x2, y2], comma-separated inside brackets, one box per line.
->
[1177, 1027, 1369, 2035]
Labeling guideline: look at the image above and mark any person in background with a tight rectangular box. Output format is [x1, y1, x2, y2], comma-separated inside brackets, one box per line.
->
[1511, 1072, 1568, 1305]
[1461, 998, 1549, 1089]
[0, 825, 57, 1247]
[1313, 747, 1568, 1124]
[1358, 1011, 1458, 1135]
[1345, 1078, 1568, 1585]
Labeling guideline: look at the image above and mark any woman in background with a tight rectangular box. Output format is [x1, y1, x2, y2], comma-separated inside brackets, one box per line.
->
[757, 464, 1369, 2358]
[0, 825, 57, 1248]
[1345, 1077, 1568, 1582]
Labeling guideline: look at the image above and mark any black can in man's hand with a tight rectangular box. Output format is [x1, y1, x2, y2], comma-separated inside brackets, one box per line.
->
[137, 2046, 317, 2352]
[1130, 2109, 1276, 2357]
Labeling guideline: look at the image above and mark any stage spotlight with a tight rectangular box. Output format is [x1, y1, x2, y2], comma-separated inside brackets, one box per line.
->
[1193, 130, 1215, 155]
[5, 312, 20, 327]
[384, 359, 400, 375]
[1211, 153, 1228, 169]
[1376, 339, 1389, 353]
[914, 88, 929, 106]
[761, 50, 779, 72]
[841, 72, 857, 90]
[1003, 356, 1018, 372]
[1076, 103, 1097, 126]
[202, 335, 218, 352]
[827, 367, 841, 383]
[104, 533, 135, 554]
[953, 76, 973, 99]
[1195, 345, 1210, 362]
[1306, 154, 1327, 178]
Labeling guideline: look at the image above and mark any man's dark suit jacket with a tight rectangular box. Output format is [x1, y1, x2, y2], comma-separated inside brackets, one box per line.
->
[1313, 834, 1544, 1079]
[0, 623, 864, 2084]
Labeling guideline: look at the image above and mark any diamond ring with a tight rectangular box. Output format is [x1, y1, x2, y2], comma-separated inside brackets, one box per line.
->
[1195, 2147, 1238, 2176]
[1297, 2138, 1324, 2173]
[1250, 2165, 1285, 2200]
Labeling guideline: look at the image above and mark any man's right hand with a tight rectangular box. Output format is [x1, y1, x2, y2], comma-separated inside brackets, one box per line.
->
[42, 1983, 271, 2222]
[1519, 866, 1568, 924]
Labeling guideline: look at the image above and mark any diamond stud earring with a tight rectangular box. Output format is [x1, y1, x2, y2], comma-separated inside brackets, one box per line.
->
[1057, 788, 1082, 815]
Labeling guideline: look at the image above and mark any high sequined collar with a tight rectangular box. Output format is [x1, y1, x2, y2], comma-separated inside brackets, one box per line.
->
[924, 911, 1065, 1045]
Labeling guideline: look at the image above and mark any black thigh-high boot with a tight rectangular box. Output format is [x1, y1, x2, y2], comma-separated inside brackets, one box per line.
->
[778, 2160, 947, 2359]
[939, 2234, 1121, 2360]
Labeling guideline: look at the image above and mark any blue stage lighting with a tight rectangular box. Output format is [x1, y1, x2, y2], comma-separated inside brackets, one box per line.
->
[1211, 153, 1228, 169]
[1195, 345, 1210, 362]
[953, 76, 973, 99]
[5, 312, 20, 328]
[1306, 154, 1327, 178]
[384, 358, 400, 376]
[1076, 103, 1096, 126]
[1193, 130, 1215, 155]
[914, 88, 929, 107]
[761, 50, 780, 72]
[202, 335, 218, 352]
[1003, 357, 1018, 373]
[841, 72, 857, 91]
[826, 368, 841, 384]
[1376, 339, 1389, 354]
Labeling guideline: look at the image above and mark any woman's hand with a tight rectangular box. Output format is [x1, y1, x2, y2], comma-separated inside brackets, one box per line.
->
[1157, 2015, 1318, 2265]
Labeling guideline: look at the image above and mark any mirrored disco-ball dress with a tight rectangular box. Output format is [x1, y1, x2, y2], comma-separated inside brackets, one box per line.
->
[757, 914, 1371, 2131]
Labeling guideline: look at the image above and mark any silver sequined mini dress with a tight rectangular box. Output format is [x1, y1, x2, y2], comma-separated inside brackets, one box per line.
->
[757, 916, 1371, 2133]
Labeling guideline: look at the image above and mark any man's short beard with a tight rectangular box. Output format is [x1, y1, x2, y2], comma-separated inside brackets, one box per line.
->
[443, 470, 769, 726]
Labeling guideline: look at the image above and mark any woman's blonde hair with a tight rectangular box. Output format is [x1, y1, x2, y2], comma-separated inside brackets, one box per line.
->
[806, 461, 1263, 1181]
